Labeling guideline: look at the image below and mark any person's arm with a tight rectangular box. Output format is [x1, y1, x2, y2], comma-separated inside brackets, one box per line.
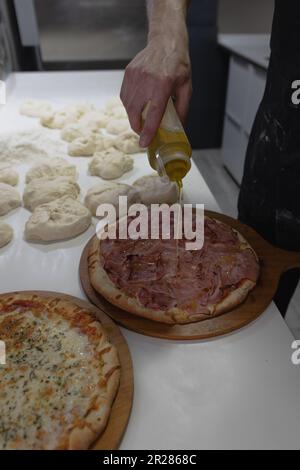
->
[120, 0, 192, 147]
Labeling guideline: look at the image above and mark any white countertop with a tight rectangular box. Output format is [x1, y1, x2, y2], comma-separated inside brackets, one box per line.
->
[1, 71, 300, 450]
[218, 34, 271, 70]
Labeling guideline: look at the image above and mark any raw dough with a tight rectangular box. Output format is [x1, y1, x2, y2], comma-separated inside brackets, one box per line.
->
[64, 103, 94, 117]
[106, 119, 130, 135]
[89, 149, 133, 180]
[26, 159, 77, 184]
[0, 130, 67, 165]
[40, 110, 77, 129]
[68, 136, 96, 157]
[133, 174, 179, 205]
[61, 123, 91, 143]
[115, 130, 142, 154]
[84, 182, 140, 217]
[90, 134, 110, 152]
[102, 135, 116, 150]
[61, 122, 104, 143]
[78, 111, 108, 129]
[25, 196, 91, 242]
[0, 165, 19, 186]
[110, 106, 127, 119]
[20, 100, 53, 118]
[0, 223, 13, 248]
[0, 183, 21, 216]
[104, 97, 123, 114]
[67, 133, 109, 156]
[23, 177, 80, 212]
[40, 103, 90, 130]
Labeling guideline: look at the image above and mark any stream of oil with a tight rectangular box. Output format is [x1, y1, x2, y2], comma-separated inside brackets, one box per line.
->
[155, 154, 183, 270]
[176, 180, 183, 260]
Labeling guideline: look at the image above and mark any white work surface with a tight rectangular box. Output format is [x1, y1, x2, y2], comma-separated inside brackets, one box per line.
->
[1, 71, 300, 450]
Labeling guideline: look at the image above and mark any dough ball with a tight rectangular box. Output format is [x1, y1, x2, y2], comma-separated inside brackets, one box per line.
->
[23, 177, 80, 212]
[104, 97, 123, 114]
[89, 149, 133, 180]
[40, 111, 72, 129]
[64, 102, 94, 117]
[0, 166, 19, 186]
[67, 132, 114, 156]
[0, 223, 13, 248]
[102, 135, 116, 150]
[110, 106, 128, 119]
[68, 136, 96, 157]
[20, 100, 53, 118]
[133, 174, 179, 205]
[91, 134, 110, 152]
[60, 123, 91, 143]
[106, 119, 130, 135]
[115, 130, 142, 154]
[26, 159, 77, 184]
[84, 182, 140, 217]
[78, 111, 108, 129]
[25, 196, 91, 242]
[40, 105, 82, 129]
[0, 183, 21, 216]
[40, 110, 55, 128]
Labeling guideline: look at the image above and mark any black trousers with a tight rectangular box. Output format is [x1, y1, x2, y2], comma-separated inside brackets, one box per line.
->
[238, 62, 300, 318]
[238, 0, 300, 317]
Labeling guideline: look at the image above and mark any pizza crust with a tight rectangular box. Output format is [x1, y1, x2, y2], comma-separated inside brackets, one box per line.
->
[0, 293, 120, 450]
[88, 217, 260, 325]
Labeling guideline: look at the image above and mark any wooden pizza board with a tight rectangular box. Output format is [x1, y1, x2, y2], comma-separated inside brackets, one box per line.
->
[79, 211, 300, 340]
[0, 291, 134, 450]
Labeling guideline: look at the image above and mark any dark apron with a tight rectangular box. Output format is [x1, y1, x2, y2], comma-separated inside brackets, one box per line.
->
[238, 0, 300, 252]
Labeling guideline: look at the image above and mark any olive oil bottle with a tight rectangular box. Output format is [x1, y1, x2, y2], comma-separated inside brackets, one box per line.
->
[146, 98, 192, 188]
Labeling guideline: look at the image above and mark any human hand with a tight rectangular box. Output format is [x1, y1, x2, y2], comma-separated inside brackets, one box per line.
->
[120, 34, 192, 147]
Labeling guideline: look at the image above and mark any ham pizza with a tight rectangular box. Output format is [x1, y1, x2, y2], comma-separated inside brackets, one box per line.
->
[88, 215, 260, 324]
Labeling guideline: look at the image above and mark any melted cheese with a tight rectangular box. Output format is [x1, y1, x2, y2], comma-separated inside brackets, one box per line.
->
[0, 309, 102, 450]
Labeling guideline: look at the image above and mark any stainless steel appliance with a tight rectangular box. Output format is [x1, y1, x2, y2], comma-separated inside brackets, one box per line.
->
[13, 0, 147, 69]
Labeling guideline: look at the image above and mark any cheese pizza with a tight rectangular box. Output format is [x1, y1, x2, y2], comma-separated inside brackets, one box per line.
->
[88, 215, 260, 324]
[0, 293, 120, 450]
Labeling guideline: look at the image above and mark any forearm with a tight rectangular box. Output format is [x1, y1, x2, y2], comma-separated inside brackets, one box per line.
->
[120, 0, 192, 145]
[147, 0, 189, 43]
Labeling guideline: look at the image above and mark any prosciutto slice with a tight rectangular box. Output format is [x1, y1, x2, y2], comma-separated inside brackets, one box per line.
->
[101, 215, 260, 315]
